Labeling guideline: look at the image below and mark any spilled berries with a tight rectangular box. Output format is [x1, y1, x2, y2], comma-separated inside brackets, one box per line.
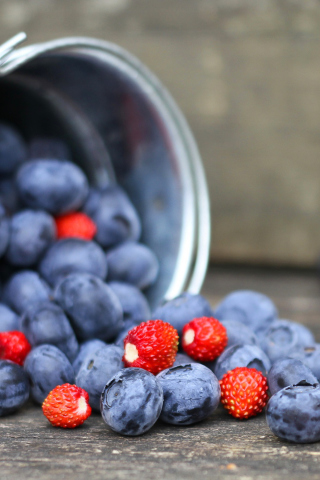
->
[182, 316, 227, 362]
[219, 367, 268, 419]
[0, 331, 31, 366]
[42, 383, 92, 428]
[123, 320, 179, 375]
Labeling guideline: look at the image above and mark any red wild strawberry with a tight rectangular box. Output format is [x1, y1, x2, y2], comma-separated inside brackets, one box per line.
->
[0, 331, 31, 366]
[219, 367, 268, 419]
[181, 316, 227, 362]
[123, 319, 179, 375]
[55, 212, 97, 241]
[42, 383, 92, 428]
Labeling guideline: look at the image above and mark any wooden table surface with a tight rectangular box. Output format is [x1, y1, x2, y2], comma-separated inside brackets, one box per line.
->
[1, 267, 320, 480]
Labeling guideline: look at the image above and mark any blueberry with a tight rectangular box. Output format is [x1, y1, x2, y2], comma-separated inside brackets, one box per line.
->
[214, 290, 278, 336]
[106, 242, 159, 290]
[28, 137, 71, 160]
[0, 202, 9, 258]
[288, 344, 320, 381]
[16, 159, 88, 214]
[214, 344, 271, 380]
[157, 363, 220, 425]
[0, 360, 29, 416]
[267, 358, 318, 396]
[39, 239, 107, 287]
[260, 319, 315, 364]
[3, 270, 52, 314]
[21, 301, 79, 362]
[0, 123, 27, 175]
[173, 353, 197, 366]
[76, 345, 123, 410]
[24, 344, 75, 404]
[289, 321, 316, 345]
[220, 319, 258, 348]
[6, 210, 56, 267]
[109, 281, 150, 324]
[0, 303, 20, 331]
[84, 185, 141, 248]
[54, 273, 123, 341]
[100, 367, 163, 436]
[72, 339, 107, 376]
[266, 383, 320, 443]
[151, 292, 213, 338]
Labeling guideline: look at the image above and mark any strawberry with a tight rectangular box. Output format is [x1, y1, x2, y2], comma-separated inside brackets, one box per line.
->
[181, 316, 227, 362]
[55, 212, 97, 241]
[42, 383, 92, 428]
[0, 331, 31, 366]
[219, 367, 268, 419]
[123, 319, 179, 375]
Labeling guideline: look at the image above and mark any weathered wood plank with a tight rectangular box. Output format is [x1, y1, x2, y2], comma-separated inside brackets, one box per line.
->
[2, 402, 320, 480]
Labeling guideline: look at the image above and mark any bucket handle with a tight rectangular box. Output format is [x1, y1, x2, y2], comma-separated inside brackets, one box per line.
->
[0, 32, 27, 67]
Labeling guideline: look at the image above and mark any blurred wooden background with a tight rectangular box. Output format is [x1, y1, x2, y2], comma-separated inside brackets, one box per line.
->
[1, 0, 320, 267]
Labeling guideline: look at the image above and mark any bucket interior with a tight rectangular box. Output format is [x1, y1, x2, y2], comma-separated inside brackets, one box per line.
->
[0, 47, 197, 309]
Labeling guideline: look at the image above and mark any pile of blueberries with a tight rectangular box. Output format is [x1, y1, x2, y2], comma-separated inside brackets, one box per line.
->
[0, 122, 158, 416]
[1, 122, 320, 443]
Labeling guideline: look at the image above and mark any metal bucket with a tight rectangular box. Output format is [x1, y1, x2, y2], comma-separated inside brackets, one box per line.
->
[0, 33, 210, 309]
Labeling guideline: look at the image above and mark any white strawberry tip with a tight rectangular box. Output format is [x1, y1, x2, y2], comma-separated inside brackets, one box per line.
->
[124, 342, 139, 363]
[77, 396, 89, 415]
[183, 329, 195, 345]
